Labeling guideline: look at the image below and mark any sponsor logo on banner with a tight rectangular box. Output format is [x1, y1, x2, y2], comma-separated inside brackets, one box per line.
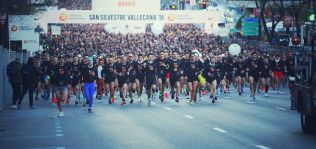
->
[11, 25, 18, 32]
[168, 14, 175, 21]
[59, 13, 68, 22]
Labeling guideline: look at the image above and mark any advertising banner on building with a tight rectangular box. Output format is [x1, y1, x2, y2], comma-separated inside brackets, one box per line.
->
[40, 10, 220, 24]
[8, 15, 40, 53]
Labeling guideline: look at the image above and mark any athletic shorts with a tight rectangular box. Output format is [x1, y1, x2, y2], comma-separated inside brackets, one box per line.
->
[157, 74, 166, 84]
[187, 76, 198, 83]
[146, 77, 156, 90]
[273, 71, 283, 79]
[248, 72, 259, 82]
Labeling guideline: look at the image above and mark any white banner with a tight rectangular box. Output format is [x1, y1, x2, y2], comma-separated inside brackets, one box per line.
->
[104, 23, 146, 34]
[92, 0, 160, 11]
[51, 25, 61, 35]
[9, 15, 40, 53]
[39, 10, 220, 24]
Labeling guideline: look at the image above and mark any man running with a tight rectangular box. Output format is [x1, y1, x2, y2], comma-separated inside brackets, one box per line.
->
[259, 56, 272, 97]
[116, 55, 129, 105]
[103, 56, 117, 104]
[169, 51, 181, 103]
[246, 52, 260, 100]
[145, 53, 157, 106]
[156, 51, 168, 102]
[135, 54, 146, 102]
[185, 53, 201, 105]
[203, 56, 218, 103]
[82, 57, 97, 113]
[54, 56, 70, 117]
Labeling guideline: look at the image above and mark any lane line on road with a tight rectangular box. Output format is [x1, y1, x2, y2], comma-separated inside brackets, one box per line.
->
[30, 147, 65, 149]
[255, 145, 271, 149]
[164, 107, 173, 111]
[246, 101, 255, 104]
[55, 126, 62, 129]
[56, 134, 64, 137]
[55, 129, 63, 133]
[274, 107, 287, 111]
[213, 127, 227, 133]
[184, 115, 194, 119]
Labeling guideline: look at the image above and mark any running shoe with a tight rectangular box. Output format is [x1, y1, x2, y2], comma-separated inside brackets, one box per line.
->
[129, 99, 134, 104]
[265, 93, 268, 97]
[58, 112, 64, 117]
[214, 96, 218, 101]
[148, 100, 152, 107]
[189, 101, 195, 106]
[108, 99, 112, 104]
[212, 99, 215, 104]
[120, 100, 126, 106]
[10, 105, 18, 109]
[239, 92, 242, 96]
[253, 96, 256, 100]
[88, 109, 93, 113]
[111, 97, 116, 103]
[175, 97, 179, 103]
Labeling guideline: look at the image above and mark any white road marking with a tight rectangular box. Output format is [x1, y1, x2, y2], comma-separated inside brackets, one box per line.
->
[255, 145, 271, 149]
[55, 126, 62, 129]
[275, 107, 287, 111]
[55, 129, 63, 133]
[246, 101, 255, 104]
[164, 107, 173, 111]
[30, 147, 65, 149]
[184, 115, 194, 119]
[213, 127, 227, 133]
[224, 97, 231, 99]
[56, 134, 64, 137]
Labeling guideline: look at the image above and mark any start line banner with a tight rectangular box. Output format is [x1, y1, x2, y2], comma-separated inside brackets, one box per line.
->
[37, 10, 220, 24]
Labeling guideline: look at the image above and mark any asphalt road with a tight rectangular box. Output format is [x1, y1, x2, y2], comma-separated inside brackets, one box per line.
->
[1, 87, 316, 149]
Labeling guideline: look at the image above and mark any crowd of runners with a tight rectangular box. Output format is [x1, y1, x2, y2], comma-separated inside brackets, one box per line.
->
[9, 24, 296, 117]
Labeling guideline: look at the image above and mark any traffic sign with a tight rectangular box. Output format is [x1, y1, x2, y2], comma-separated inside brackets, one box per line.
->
[242, 18, 259, 36]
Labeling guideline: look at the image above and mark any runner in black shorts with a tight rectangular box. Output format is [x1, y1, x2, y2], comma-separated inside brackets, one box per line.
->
[144, 53, 157, 106]
[135, 54, 146, 102]
[203, 56, 218, 103]
[70, 56, 81, 105]
[127, 53, 137, 103]
[155, 51, 168, 102]
[103, 56, 117, 104]
[185, 53, 201, 105]
[116, 55, 129, 106]
[234, 56, 246, 95]
[169, 51, 181, 103]
[246, 52, 260, 100]
[259, 56, 272, 97]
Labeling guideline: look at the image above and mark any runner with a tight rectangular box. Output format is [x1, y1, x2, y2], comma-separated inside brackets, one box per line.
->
[82, 57, 96, 113]
[259, 56, 272, 97]
[156, 51, 168, 102]
[127, 53, 137, 104]
[246, 52, 260, 100]
[54, 56, 70, 117]
[70, 56, 81, 105]
[135, 54, 146, 102]
[272, 54, 285, 94]
[203, 56, 218, 103]
[116, 55, 129, 106]
[169, 51, 181, 103]
[234, 56, 246, 95]
[185, 53, 201, 105]
[144, 53, 157, 106]
[103, 56, 117, 104]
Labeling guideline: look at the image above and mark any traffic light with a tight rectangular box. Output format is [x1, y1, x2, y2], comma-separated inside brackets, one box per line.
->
[202, 1, 207, 9]
[308, 13, 315, 21]
[170, 4, 176, 10]
[306, 9, 315, 22]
